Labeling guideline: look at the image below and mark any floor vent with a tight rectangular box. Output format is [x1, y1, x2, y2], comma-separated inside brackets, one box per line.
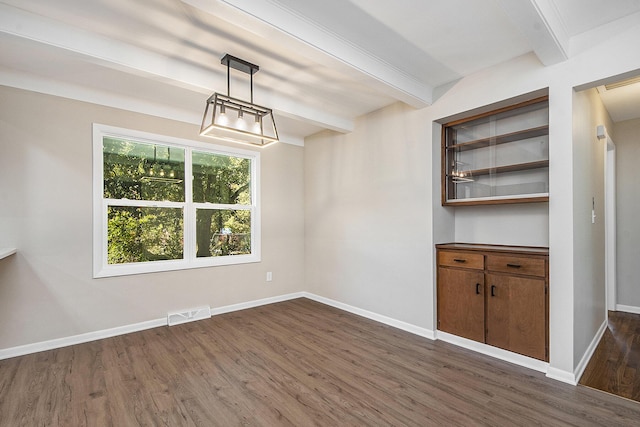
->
[167, 306, 211, 326]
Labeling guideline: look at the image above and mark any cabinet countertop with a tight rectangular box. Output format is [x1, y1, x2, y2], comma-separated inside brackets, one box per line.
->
[436, 243, 549, 256]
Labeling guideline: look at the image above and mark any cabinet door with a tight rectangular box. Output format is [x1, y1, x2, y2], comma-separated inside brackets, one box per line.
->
[437, 268, 485, 342]
[485, 273, 546, 360]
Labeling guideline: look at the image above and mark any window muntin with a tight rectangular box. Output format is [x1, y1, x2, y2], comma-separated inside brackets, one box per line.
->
[93, 125, 260, 278]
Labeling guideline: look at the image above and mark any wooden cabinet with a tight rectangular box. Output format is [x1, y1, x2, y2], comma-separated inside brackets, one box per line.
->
[437, 267, 485, 342]
[436, 243, 549, 361]
[441, 96, 549, 206]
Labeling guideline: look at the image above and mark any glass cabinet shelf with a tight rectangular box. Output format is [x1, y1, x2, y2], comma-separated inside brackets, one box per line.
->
[442, 96, 549, 206]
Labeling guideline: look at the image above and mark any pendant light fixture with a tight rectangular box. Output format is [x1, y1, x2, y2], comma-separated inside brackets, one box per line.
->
[200, 54, 279, 147]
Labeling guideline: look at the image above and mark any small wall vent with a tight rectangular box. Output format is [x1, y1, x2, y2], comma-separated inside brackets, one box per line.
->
[167, 305, 211, 326]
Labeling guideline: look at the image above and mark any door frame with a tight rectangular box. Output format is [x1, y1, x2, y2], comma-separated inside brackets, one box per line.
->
[597, 125, 616, 312]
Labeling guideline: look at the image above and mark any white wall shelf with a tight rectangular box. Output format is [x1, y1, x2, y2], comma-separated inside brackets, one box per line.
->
[0, 248, 17, 260]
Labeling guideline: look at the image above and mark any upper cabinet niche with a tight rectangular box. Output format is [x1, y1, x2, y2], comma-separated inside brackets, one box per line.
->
[442, 96, 549, 206]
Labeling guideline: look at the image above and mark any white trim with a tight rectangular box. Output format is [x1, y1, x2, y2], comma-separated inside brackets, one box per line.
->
[0, 248, 17, 260]
[0, 293, 306, 360]
[436, 330, 549, 373]
[0, 318, 166, 361]
[616, 304, 640, 315]
[93, 124, 261, 278]
[210, 292, 306, 316]
[445, 192, 549, 204]
[573, 318, 607, 384]
[598, 125, 617, 312]
[0, 291, 579, 387]
[302, 293, 436, 340]
[545, 367, 577, 385]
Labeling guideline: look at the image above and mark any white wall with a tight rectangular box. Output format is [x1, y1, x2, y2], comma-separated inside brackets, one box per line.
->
[0, 86, 305, 350]
[614, 117, 640, 310]
[454, 204, 549, 246]
[571, 88, 610, 366]
[305, 103, 433, 328]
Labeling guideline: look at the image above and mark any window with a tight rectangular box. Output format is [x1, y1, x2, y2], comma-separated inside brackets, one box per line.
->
[93, 124, 260, 277]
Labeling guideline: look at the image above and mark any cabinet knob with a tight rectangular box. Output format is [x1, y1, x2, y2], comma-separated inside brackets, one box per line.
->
[476, 283, 481, 295]
[491, 285, 496, 297]
[453, 258, 466, 263]
[506, 263, 521, 268]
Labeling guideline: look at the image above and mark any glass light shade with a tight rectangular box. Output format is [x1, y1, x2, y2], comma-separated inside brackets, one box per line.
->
[200, 93, 279, 147]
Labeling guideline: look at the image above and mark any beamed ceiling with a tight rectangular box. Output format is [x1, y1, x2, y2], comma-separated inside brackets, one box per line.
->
[1, 0, 640, 145]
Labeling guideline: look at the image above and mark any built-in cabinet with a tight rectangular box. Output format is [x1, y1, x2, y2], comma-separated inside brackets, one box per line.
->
[436, 243, 549, 361]
[442, 97, 549, 205]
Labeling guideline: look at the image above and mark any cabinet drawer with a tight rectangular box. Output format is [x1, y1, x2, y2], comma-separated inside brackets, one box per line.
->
[486, 254, 545, 277]
[438, 251, 484, 270]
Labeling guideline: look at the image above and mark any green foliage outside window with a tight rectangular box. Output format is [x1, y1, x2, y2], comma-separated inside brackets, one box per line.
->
[103, 138, 253, 265]
[107, 206, 183, 263]
[192, 151, 251, 257]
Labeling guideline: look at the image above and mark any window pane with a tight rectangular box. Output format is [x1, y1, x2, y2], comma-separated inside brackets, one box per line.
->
[192, 151, 251, 204]
[108, 206, 184, 264]
[103, 138, 185, 202]
[196, 209, 251, 257]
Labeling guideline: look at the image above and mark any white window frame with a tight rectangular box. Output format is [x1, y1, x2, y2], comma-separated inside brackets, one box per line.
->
[93, 124, 261, 278]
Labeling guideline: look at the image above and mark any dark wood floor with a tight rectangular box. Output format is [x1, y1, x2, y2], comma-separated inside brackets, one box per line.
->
[580, 310, 640, 402]
[1, 298, 640, 426]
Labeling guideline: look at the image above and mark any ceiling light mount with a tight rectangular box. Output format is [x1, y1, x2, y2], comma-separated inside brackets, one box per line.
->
[200, 54, 279, 147]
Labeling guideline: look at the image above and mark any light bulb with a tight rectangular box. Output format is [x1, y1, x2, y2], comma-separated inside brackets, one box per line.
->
[252, 114, 261, 133]
[215, 102, 229, 126]
[236, 108, 247, 130]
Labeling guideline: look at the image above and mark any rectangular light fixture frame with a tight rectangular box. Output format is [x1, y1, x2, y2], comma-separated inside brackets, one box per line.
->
[200, 93, 279, 147]
[200, 54, 279, 147]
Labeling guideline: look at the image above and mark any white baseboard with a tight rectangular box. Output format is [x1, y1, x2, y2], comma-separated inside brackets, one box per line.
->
[209, 292, 307, 315]
[0, 290, 584, 387]
[436, 331, 549, 373]
[616, 304, 640, 314]
[0, 292, 306, 361]
[0, 317, 166, 361]
[572, 318, 608, 384]
[301, 292, 437, 340]
[545, 367, 577, 385]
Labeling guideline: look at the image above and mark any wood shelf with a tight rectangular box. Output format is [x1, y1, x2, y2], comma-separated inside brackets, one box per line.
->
[444, 194, 549, 206]
[448, 125, 548, 152]
[0, 248, 17, 260]
[454, 160, 549, 178]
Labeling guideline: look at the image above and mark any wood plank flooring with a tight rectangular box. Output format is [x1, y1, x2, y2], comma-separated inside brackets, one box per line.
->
[1, 298, 639, 426]
[580, 310, 640, 402]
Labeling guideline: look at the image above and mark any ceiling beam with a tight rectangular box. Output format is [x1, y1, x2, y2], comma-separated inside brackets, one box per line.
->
[0, 2, 353, 134]
[183, 0, 433, 108]
[497, 0, 569, 66]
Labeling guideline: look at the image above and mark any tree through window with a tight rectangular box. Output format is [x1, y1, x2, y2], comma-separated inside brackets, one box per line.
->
[93, 125, 260, 277]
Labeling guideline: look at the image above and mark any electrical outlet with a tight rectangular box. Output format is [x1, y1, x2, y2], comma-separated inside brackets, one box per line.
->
[266, 272, 273, 282]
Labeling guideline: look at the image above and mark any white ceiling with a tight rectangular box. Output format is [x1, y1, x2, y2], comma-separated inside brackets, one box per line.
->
[1, 0, 640, 144]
